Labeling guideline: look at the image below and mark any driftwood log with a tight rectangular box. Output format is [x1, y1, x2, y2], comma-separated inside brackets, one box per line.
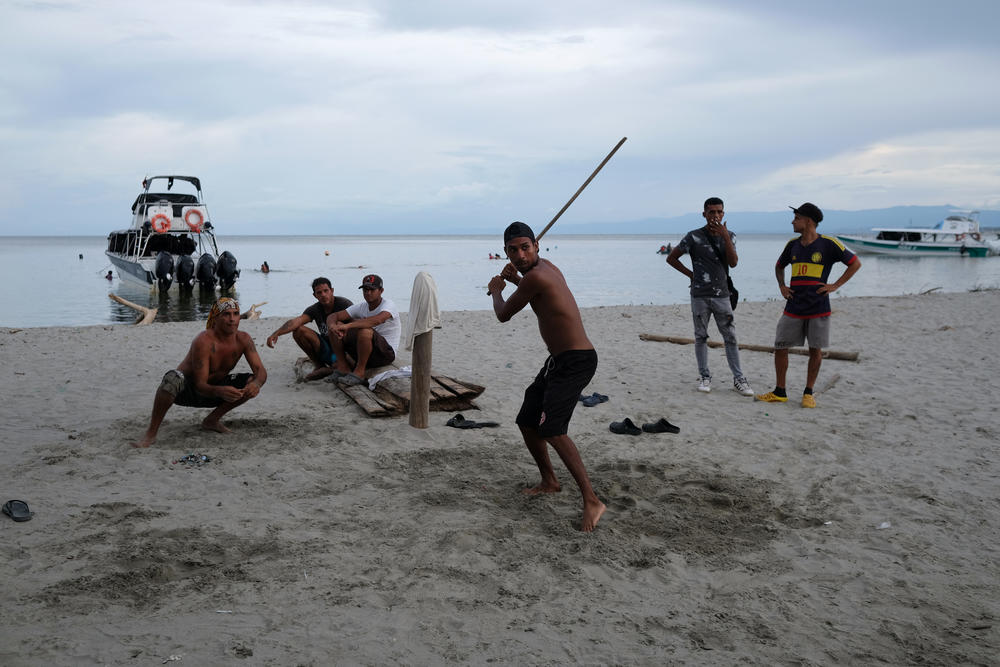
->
[638, 334, 859, 362]
[108, 293, 157, 325]
[240, 301, 267, 320]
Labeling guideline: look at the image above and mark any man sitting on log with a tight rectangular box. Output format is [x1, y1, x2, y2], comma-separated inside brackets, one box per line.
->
[266, 277, 353, 381]
[327, 274, 401, 387]
[132, 297, 267, 447]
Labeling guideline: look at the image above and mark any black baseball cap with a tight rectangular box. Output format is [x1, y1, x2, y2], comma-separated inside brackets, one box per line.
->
[504, 221, 536, 243]
[790, 202, 823, 224]
[359, 274, 383, 289]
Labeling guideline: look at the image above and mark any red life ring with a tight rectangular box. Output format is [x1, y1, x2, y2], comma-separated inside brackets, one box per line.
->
[955, 233, 966, 241]
[971, 232, 981, 241]
[184, 208, 204, 233]
[151, 213, 171, 233]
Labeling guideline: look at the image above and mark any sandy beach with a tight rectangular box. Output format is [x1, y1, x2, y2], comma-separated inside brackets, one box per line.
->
[1, 291, 998, 665]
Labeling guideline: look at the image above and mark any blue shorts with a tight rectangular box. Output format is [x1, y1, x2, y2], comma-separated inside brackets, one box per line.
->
[318, 335, 337, 365]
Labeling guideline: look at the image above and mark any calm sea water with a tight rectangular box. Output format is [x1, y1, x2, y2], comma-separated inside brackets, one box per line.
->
[2, 234, 999, 328]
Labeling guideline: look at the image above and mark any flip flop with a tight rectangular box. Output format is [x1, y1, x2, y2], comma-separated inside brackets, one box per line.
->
[446, 414, 469, 427]
[580, 392, 610, 407]
[2, 499, 32, 522]
[642, 418, 680, 434]
[446, 414, 500, 429]
[609, 418, 642, 436]
[337, 374, 364, 387]
[323, 370, 349, 383]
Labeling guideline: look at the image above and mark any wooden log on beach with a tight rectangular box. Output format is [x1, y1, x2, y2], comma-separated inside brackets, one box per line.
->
[638, 333, 859, 361]
[108, 293, 157, 325]
[240, 301, 267, 320]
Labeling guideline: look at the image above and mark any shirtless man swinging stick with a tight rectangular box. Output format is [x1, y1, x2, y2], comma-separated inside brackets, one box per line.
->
[488, 221, 606, 532]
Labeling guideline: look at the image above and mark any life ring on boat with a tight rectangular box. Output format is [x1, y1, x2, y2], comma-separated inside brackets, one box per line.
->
[955, 233, 966, 241]
[150, 213, 171, 233]
[184, 208, 204, 233]
[971, 232, 981, 241]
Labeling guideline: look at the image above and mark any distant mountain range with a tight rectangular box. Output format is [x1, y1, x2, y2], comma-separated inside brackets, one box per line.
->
[551, 205, 1000, 236]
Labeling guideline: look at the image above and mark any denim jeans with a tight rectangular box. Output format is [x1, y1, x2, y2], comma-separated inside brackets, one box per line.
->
[691, 296, 744, 381]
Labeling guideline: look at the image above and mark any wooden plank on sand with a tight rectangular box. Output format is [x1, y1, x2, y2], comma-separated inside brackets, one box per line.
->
[340, 384, 405, 417]
[433, 375, 486, 398]
[330, 367, 485, 417]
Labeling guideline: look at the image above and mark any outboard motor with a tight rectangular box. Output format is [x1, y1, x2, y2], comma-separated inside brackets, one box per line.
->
[154, 251, 174, 291]
[176, 254, 195, 290]
[196, 253, 217, 290]
[216, 251, 239, 291]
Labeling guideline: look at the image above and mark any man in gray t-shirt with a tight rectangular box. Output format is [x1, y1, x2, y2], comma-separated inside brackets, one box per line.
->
[666, 197, 754, 396]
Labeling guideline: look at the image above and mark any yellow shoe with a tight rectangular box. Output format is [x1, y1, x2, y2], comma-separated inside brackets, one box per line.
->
[754, 391, 788, 403]
[801, 393, 817, 408]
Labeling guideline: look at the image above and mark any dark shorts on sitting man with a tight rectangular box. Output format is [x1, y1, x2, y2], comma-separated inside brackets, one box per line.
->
[158, 369, 252, 408]
[342, 328, 395, 368]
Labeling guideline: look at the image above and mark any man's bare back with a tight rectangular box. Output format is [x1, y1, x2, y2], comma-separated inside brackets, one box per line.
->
[495, 255, 592, 356]
[519, 259, 593, 356]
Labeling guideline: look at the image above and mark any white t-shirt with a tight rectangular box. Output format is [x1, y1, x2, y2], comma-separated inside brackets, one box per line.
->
[346, 297, 401, 353]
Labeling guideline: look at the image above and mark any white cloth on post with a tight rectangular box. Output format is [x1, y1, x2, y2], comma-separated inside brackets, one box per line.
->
[405, 271, 440, 351]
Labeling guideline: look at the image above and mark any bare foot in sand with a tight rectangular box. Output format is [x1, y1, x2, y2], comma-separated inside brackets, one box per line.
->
[304, 366, 335, 381]
[131, 435, 155, 448]
[580, 499, 606, 532]
[201, 419, 232, 434]
[523, 482, 561, 495]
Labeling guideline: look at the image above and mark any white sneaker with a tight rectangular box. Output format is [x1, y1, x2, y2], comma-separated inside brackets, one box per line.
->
[697, 377, 712, 393]
[733, 377, 754, 396]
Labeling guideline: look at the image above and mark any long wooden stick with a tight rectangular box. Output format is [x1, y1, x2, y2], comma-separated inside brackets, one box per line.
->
[489, 137, 627, 294]
[535, 136, 627, 242]
[638, 333, 859, 361]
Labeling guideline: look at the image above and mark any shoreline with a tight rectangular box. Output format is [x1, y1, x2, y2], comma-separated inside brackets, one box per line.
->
[2, 292, 998, 663]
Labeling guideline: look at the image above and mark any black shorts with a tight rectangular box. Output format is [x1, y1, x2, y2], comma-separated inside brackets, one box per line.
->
[516, 349, 597, 437]
[344, 328, 396, 367]
[159, 369, 252, 408]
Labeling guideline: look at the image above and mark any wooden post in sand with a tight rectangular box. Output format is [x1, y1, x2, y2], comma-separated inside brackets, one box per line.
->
[409, 330, 432, 429]
[408, 272, 439, 429]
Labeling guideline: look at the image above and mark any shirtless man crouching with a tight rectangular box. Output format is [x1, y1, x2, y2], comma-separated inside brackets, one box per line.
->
[488, 221, 606, 532]
[133, 297, 267, 448]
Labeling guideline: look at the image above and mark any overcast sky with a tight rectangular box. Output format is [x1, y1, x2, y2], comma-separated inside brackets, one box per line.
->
[2, 0, 998, 235]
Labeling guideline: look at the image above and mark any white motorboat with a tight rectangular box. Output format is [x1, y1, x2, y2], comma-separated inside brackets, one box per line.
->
[836, 212, 999, 258]
[106, 175, 239, 290]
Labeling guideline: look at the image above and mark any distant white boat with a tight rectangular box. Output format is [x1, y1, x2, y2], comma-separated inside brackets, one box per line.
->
[836, 212, 999, 258]
[106, 175, 239, 290]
